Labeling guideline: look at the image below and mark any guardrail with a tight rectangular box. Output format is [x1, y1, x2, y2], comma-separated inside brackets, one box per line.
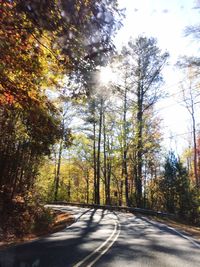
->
[49, 201, 176, 219]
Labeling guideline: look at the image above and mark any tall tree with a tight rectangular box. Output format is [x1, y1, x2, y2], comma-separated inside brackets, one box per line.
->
[182, 67, 200, 187]
[127, 37, 168, 207]
[53, 103, 74, 201]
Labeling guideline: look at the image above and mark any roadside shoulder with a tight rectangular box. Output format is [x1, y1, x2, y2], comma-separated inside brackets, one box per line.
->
[0, 210, 74, 250]
[142, 215, 200, 241]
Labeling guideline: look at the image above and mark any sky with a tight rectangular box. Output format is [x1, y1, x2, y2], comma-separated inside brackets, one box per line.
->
[114, 0, 200, 154]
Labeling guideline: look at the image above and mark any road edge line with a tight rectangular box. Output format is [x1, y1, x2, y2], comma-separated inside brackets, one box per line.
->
[142, 216, 200, 249]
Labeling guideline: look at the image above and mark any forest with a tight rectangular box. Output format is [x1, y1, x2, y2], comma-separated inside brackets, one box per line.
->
[0, 0, 200, 237]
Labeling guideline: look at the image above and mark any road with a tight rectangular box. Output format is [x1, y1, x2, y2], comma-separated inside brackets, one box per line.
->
[0, 205, 199, 267]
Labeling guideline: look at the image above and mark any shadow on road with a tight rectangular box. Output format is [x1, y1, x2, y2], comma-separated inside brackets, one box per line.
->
[95, 214, 200, 267]
[0, 208, 113, 267]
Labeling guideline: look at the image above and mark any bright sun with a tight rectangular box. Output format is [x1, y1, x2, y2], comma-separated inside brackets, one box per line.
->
[99, 66, 115, 86]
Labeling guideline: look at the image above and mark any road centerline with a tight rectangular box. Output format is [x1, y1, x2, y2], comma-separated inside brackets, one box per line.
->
[73, 220, 120, 267]
[87, 223, 121, 267]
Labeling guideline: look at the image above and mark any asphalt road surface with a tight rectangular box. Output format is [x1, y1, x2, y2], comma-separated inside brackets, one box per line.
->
[0, 205, 199, 267]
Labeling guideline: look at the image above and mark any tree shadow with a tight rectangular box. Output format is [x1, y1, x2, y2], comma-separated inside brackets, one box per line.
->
[95, 214, 200, 267]
[0, 208, 113, 267]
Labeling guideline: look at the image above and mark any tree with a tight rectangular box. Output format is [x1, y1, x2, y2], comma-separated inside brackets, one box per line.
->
[0, 0, 122, 216]
[53, 103, 74, 201]
[0, 1, 64, 204]
[79, 97, 99, 203]
[161, 151, 191, 216]
[125, 36, 168, 207]
[117, 49, 132, 206]
[175, 63, 200, 188]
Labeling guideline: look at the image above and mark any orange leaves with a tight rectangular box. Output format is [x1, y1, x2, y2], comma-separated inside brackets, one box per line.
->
[0, 91, 15, 106]
[0, 4, 46, 109]
[4, 92, 14, 105]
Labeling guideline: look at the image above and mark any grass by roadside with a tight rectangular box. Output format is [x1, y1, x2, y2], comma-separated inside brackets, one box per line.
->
[144, 215, 200, 240]
[0, 209, 74, 250]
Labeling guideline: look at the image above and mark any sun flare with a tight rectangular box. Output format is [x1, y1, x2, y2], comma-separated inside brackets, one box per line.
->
[99, 66, 116, 85]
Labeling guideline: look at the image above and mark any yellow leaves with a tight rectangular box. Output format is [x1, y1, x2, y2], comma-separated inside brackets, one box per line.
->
[152, 131, 162, 140]
[85, 0, 91, 6]
[27, 90, 39, 103]
[76, 3, 81, 12]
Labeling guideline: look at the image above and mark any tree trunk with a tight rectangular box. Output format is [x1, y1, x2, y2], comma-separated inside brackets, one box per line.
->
[107, 161, 111, 205]
[103, 111, 111, 205]
[192, 112, 199, 187]
[135, 79, 143, 208]
[54, 140, 63, 201]
[96, 98, 103, 204]
[93, 120, 97, 203]
[86, 170, 89, 203]
[122, 85, 129, 206]
[183, 83, 199, 187]
[119, 180, 123, 206]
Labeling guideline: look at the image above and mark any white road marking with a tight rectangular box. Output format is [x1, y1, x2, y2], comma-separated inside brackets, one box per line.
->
[166, 225, 200, 249]
[142, 217, 200, 249]
[74, 220, 120, 267]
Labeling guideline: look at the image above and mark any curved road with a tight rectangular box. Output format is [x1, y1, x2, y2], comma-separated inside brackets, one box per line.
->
[0, 205, 199, 267]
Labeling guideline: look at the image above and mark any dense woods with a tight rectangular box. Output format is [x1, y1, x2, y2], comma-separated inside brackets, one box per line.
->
[0, 0, 200, 236]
